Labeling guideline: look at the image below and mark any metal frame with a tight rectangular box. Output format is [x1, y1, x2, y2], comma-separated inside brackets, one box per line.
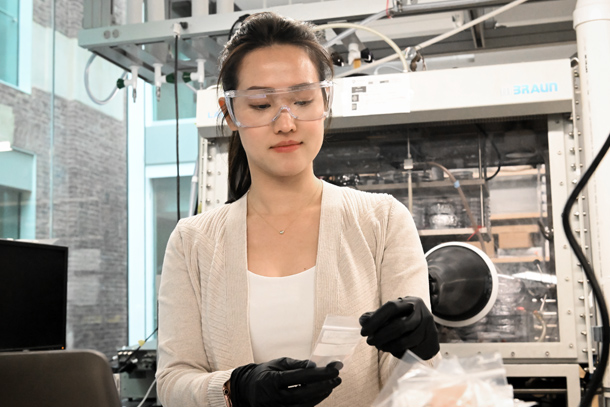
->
[78, 0, 392, 82]
[504, 363, 582, 407]
[198, 137, 229, 213]
[78, 0, 572, 88]
[439, 116, 588, 363]
[79, 0, 530, 49]
[438, 114, 585, 362]
[567, 58, 596, 374]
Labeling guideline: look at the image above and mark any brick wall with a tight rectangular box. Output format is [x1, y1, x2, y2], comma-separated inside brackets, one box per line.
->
[34, 0, 127, 37]
[52, 94, 128, 356]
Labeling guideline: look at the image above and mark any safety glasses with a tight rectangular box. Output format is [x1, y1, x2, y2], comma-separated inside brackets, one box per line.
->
[223, 80, 333, 128]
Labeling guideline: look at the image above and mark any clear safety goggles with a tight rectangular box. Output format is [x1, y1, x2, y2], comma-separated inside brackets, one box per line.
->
[223, 80, 333, 128]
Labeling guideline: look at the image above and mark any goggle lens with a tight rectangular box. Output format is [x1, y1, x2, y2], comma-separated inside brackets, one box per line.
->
[224, 81, 333, 128]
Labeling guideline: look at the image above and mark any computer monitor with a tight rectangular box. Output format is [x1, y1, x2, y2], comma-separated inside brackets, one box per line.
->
[0, 239, 68, 352]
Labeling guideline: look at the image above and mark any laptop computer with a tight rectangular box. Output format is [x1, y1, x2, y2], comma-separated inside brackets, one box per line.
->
[0, 349, 122, 407]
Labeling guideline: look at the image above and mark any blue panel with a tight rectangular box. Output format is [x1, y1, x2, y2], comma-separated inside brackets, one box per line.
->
[0, 148, 35, 239]
[0, 0, 19, 86]
[0, 149, 34, 191]
[145, 121, 199, 165]
[0, 188, 21, 238]
[152, 83, 197, 121]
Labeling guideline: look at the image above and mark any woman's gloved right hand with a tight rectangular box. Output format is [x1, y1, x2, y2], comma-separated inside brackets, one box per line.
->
[229, 357, 342, 407]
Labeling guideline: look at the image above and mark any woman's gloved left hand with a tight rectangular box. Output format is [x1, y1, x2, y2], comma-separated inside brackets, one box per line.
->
[359, 296, 440, 360]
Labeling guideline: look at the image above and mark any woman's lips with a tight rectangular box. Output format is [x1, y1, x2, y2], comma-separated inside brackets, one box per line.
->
[271, 141, 302, 153]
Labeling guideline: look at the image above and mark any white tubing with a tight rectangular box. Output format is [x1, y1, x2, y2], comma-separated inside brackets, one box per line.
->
[313, 22, 409, 72]
[322, 9, 387, 48]
[135, 379, 157, 407]
[415, 0, 529, 50]
[185, 82, 198, 93]
[335, 0, 530, 77]
[372, 53, 475, 74]
[84, 53, 127, 105]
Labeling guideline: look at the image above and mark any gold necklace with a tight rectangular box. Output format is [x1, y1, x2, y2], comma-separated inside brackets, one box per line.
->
[248, 180, 322, 235]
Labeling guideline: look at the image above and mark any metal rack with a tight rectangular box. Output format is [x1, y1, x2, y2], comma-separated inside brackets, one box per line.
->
[78, 0, 576, 88]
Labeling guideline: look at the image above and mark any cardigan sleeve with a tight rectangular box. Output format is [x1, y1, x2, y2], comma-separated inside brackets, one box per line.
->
[156, 224, 232, 407]
[376, 197, 438, 385]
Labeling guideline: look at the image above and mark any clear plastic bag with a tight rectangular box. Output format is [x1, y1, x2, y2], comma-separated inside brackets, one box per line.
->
[306, 315, 362, 370]
[373, 351, 535, 407]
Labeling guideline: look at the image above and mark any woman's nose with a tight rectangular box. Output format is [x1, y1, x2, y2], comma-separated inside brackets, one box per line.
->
[272, 106, 297, 133]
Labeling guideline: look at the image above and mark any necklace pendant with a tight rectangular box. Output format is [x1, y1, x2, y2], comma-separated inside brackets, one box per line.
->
[279, 230, 285, 235]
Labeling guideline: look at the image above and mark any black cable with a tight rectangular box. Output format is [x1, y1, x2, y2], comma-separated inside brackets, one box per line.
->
[537, 219, 553, 242]
[117, 327, 159, 373]
[476, 124, 502, 181]
[485, 139, 501, 181]
[561, 132, 610, 407]
[175, 34, 181, 224]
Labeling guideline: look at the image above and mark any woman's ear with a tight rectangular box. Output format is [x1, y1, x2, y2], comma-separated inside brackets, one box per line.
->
[218, 98, 238, 132]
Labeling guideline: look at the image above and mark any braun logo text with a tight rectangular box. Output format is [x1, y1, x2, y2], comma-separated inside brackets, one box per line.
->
[502, 82, 559, 96]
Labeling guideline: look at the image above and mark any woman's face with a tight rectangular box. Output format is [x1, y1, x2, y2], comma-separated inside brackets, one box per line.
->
[224, 44, 326, 181]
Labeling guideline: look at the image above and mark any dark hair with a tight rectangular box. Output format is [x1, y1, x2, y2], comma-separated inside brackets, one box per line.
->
[218, 12, 333, 202]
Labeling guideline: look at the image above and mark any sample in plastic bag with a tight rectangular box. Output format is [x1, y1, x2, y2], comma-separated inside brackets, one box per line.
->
[306, 315, 362, 370]
[373, 351, 536, 407]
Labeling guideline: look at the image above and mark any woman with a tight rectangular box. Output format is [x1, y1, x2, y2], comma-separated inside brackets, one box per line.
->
[156, 12, 439, 407]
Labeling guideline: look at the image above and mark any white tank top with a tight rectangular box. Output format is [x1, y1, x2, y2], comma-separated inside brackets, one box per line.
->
[247, 267, 316, 363]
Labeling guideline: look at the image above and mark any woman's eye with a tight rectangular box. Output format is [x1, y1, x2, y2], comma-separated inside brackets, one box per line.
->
[250, 104, 270, 110]
[295, 100, 313, 107]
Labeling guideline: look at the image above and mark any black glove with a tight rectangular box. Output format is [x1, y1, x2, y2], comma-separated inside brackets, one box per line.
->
[229, 357, 342, 407]
[359, 296, 439, 360]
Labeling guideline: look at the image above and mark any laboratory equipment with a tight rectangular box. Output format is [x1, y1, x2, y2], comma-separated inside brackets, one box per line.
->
[115, 340, 158, 402]
[426, 242, 499, 328]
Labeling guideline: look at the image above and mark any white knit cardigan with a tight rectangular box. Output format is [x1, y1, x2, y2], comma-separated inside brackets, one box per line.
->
[156, 181, 432, 407]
